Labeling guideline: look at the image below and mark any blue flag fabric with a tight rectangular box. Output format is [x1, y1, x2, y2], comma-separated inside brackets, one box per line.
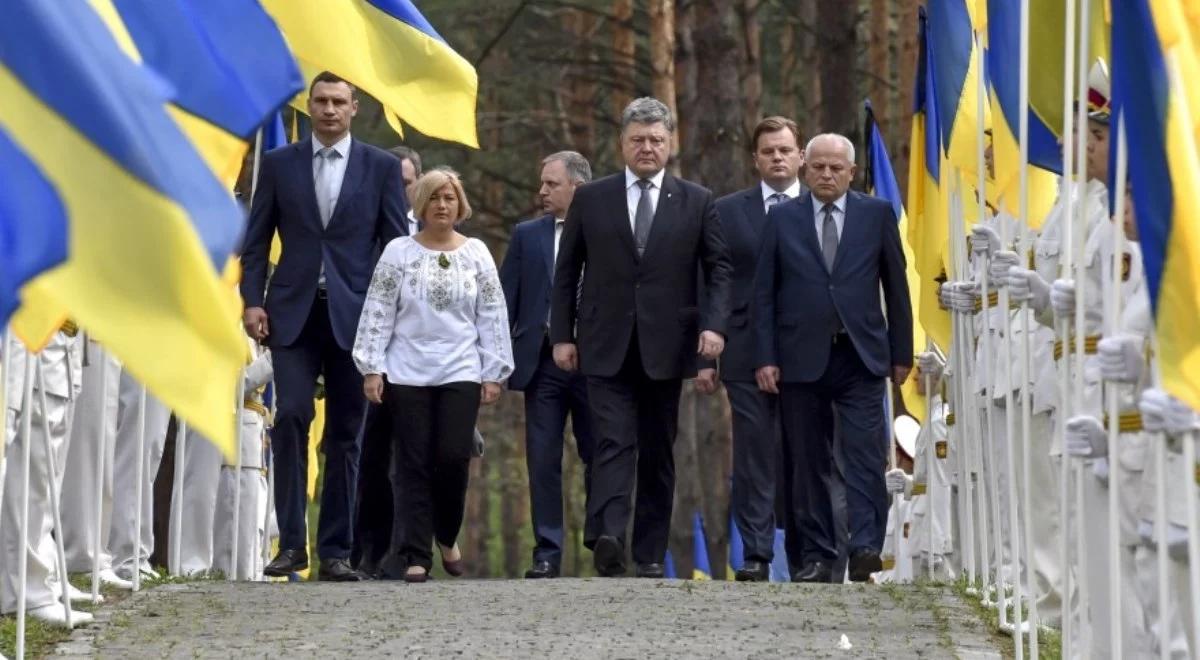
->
[0, 126, 67, 322]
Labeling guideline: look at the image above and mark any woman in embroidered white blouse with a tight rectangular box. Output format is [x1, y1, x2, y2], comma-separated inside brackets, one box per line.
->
[352, 169, 513, 582]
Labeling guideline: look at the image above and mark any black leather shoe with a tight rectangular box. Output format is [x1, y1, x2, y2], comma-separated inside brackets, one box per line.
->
[792, 561, 832, 583]
[635, 563, 665, 579]
[264, 548, 308, 577]
[735, 560, 770, 582]
[593, 535, 626, 577]
[318, 558, 368, 582]
[524, 560, 559, 579]
[356, 556, 381, 580]
[848, 548, 883, 583]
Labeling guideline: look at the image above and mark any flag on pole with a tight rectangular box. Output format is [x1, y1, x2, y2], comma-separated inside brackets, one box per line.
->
[727, 510, 744, 579]
[865, 101, 927, 422]
[664, 549, 678, 579]
[0, 129, 67, 323]
[1028, 0, 1110, 142]
[926, 0, 990, 180]
[0, 1, 247, 455]
[1111, 0, 1200, 411]
[692, 513, 712, 580]
[906, 9, 953, 353]
[261, 0, 479, 147]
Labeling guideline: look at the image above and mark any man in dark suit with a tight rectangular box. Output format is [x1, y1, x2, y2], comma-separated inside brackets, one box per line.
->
[707, 117, 807, 582]
[754, 133, 912, 584]
[551, 97, 733, 578]
[240, 71, 406, 581]
[500, 151, 596, 579]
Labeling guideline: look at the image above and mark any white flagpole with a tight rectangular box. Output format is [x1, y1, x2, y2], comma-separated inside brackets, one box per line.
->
[1016, 0, 1036, 652]
[169, 420, 186, 575]
[132, 387, 146, 592]
[0, 328, 11, 564]
[34, 360, 73, 629]
[1058, 0, 1078, 651]
[231, 371, 245, 581]
[1105, 112, 1128, 659]
[91, 351, 109, 603]
[15, 353, 35, 659]
[925, 366, 935, 581]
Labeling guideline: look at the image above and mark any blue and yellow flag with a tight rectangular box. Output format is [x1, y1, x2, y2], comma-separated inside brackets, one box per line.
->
[692, 513, 712, 581]
[727, 510, 744, 580]
[865, 101, 927, 422]
[0, 1, 246, 456]
[906, 9, 953, 354]
[0, 128, 67, 323]
[926, 0, 989, 179]
[1028, 0, 1110, 143]
[1111, 0, 1200, 411]
[263, 0, 479, 147]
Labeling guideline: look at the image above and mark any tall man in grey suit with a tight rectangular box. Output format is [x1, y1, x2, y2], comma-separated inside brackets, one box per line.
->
[551, 98, 733, 578]
[707, 116, 806, 581]
[754, 134, 912, 583]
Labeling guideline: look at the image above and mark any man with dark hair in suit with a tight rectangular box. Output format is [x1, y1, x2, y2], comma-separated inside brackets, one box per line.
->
[240, 71, 406, 581]
[551, 97, 733, 578]
[500, 151, 595, 579]
[707, 116, 806, 582]
[754, 133, 912, 584]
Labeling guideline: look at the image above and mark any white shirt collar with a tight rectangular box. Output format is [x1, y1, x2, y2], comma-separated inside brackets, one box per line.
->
[625, 166, 666, 191]
[554, 216, 565, 225]
[761, 179, 801, 202]
[313, 133, 352, 158]
[811, 192, 848, 216]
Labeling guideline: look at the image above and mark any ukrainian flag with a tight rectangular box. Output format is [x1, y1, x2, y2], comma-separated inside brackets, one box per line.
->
[907, 9, 953, 353]
[727, 510, 744, 580]
[926, 0, 989, 179]
[262, 0, 479, 147]
[865, 101, 927, 423]
[1111, 0, 1200, 411]
[0, 129, 68, 323]
[692, 513, 712, 581]
[0, 1, 247, 456]
[1029, 0, 1110, 142]
[983, 0, 1061, 229]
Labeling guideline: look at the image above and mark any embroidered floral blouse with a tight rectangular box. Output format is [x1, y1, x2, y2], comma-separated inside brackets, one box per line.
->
[352, 236, 514, 387]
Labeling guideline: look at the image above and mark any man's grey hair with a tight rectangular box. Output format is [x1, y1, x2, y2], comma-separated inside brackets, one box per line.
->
[389, 145, 422, 175]
[804, 133, 856, 164]
[621, 97, 675, 133]
[542, 151, 592, 184]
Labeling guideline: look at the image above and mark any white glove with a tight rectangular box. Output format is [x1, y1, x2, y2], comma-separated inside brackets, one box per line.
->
[1140, 388, 1171, 433]
[989, 250, 1021, 284]
[1050, 278, 1076, 322]
[1004, 267, 1051, 312]
[1168, 523, 1190, 562]
[886, 468, 912, 497]
[1065, 414, 1107, 458]
[1097, 334, 1145, 383]
[916, 351, 945, 382]
[1140, 388, 1200, 435]
[940, 281, 978, 314]
[970, 224, 1002, 257]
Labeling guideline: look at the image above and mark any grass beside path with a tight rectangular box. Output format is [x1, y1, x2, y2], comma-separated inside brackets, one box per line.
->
[952, 578, 1063, 660]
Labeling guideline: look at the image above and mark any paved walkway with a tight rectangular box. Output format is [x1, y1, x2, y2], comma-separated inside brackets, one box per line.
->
[56, 579, 1003, 658]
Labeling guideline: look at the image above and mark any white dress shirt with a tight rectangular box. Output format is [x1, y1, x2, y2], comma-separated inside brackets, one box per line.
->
[811, 193, 847, 252]
[406, 209, 420, 237]
[761, 179, 802, 214]
[352, 237, 514, 387]
[625, 167, 665, 234]
[553, 217, 565, 264]
[312, 133, 352, 216]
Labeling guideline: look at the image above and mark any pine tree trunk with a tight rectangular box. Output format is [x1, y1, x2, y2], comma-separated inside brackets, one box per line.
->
[895, 0, 921, 195]
[648, 0, 679, 172]
[738, 0, 763, 146]
[611, 0, 636, 121]
[817, 0, 860, 150]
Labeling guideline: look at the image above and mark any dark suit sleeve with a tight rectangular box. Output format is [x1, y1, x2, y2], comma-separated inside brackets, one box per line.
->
[753, 208, 780, 368]
[239, 154, 278, 309]
[549, 199, 585, 345]
[879, 205, 914, 367]
[698, 192, 733, 337]
[499, 226, 522, 330]
[376, 155, 407, 244]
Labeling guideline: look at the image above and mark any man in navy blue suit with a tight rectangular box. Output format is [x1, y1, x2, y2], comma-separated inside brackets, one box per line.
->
[754, 133, 912, 584]
[500, 151, 596, 579]
[240, 72, 406, 581]
[708, 116, 812, 582]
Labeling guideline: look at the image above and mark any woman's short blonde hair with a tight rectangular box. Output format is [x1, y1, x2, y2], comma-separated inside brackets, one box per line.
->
[409, 169, 472, 223]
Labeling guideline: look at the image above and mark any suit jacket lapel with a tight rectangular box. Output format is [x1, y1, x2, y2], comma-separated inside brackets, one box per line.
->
[642, 174, 679, 259]
[743, 188, 767, 239]
[795, 192, 825, 267]
[295, 138, 324, 231]
[830, 192, 856, 274]
[613, 175, 638, 256]
[538, 214, 555, 280]
[326, 138, 366, 231]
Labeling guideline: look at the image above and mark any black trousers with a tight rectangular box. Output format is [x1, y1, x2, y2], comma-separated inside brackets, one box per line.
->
[725, 380, 780, 563]
[271, 297, 366, 559]
[525, 341, 595, 567]
[385, 381, 480, 571]
[585, 334, 682, 565]
[780, 337, 887, 565]
[352, 404, 392, 569]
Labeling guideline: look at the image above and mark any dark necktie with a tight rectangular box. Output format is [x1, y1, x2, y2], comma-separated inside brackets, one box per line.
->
[766, 192, 787, 212]
[821, 204, 838, 272]
[634, 179, 654, 257]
